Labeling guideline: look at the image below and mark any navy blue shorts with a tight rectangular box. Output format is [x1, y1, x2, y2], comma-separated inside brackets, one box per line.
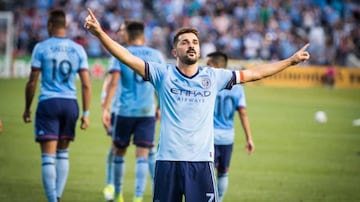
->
[112, 115, 155, 148]
[153, 161, 218, 202]
[35, 98, 79, 142]
[214, 144, 233, 174]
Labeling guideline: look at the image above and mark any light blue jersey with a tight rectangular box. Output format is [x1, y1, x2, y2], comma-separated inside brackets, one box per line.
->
[146, 63, 236, 161]
[30, 37, 88, 101]
[214, 85, 246, 145]
[107, 56, 122, 114]
[110, 45, 165, 117]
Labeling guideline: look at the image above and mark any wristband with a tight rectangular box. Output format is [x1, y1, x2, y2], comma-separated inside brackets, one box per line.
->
[83, 111, 90, 117]
[101, 92, 106, 99]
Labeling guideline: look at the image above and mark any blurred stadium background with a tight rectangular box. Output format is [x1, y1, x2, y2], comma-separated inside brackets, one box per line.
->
[0, 0, 360, 85]
[0, 1, 360, 202]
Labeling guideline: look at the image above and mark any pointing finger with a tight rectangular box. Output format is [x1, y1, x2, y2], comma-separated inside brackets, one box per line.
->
[87, 8, 96, 20]
[300, 43, 310, 51]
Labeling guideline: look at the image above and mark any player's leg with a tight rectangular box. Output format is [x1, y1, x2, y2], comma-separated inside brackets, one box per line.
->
[215, 144, 233, 202]
[184, 162, 218, 202]
[103, 113, 116, 201]
[133, 117, 156, 202]
[56, 140, 70, 201]
[153, 161, 183, 202]
[103, 146, 115, 201]
[55, 99, 78, 201]
[148, 146, 156, 180]
[112, 116, 134, 202]
[40, 141, 58, 202]
[105, 147, 114, 184]
[133, 146, 149, 202]
[35, 99, 63, 202]
[147, 147, 156, 197]
[113, 147, 126, 202]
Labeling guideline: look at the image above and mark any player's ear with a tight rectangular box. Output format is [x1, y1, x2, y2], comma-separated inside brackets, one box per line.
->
[47, 21, 52, 29]
[47, 22, 53, 35]
[171, 49, 177, 57]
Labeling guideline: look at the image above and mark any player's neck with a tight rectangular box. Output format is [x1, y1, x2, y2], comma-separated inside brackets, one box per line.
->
[129, 38, 144, 46]
[50, 28, 66, 38]
[177, 62, 199, 77]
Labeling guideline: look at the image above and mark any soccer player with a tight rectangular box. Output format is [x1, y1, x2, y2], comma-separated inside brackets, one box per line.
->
[101, 21, 128, 202]
[101, 20, 165, 202]
[207, 51, 254, 202]
[84, 8, 310, 202]
[101, 68, 120, 201]
[23, 9, 91, 202]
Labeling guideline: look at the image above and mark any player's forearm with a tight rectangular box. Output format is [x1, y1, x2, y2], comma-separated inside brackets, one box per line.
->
[24, 82, 36, 111]
[243, 58, 294, 82]
[85, 8, 146, 76]
[102, 80, 117, 112]
[101, 74, 111, 100]
[80, 83, 91, 129]
[79, 71, 92, 112]
[24, 71, 39, 110]
[240, 116, 252, 141]
[97, 29, 127, 60]
[242, 44, 311, 82]
[238, 109, 253, 141]
[81, 84, 91, 112]
[97, 30, 146, 77]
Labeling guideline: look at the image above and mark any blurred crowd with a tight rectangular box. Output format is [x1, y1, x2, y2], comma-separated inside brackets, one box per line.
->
[5, 0, 360, 67]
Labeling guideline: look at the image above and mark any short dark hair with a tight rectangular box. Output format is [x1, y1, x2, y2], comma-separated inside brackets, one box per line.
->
[126, 20, 144, 41]
[116, 20, 130, 33]
[48, 9, 66, 29]
[172, 27, 200, 47]
[207, 51, 228, 68]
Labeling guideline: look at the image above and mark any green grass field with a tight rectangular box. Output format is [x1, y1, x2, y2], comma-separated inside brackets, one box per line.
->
[0, 79, 359, 202]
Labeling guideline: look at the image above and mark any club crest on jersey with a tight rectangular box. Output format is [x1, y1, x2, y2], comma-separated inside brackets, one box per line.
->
[201, 78, 211, 89]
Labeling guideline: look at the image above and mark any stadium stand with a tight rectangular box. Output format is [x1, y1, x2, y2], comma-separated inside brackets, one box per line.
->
[2, 0, 360, 67]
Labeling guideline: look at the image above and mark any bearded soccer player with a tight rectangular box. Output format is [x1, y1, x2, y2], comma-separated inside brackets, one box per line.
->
[84, 8, 310, 202]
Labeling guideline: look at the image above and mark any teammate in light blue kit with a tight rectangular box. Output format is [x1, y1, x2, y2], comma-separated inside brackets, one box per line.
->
[207, 51, 254, 202]
[85, 9, 310, 202]
[23, 9, 92, 202]
[101, 22, 128, 202]
[101, 56, 122, 201]
[101, 20, 165, 202]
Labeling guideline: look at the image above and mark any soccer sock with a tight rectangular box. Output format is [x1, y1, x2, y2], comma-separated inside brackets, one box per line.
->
[41, 153, 57, 202]
[135, 157, 148, 197]
[56, 149, 69, 198]
[148, 148, 156, 180]
[113, 156, 125, 195]
[217, 173, 229, 202]
[105, 147, 114, 185]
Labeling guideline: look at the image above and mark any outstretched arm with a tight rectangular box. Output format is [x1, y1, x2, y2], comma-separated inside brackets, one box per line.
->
[241, 44, 310, 83]
[84, 8, 146, 77]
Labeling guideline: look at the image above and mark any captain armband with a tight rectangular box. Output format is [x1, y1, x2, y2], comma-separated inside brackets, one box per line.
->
[235, 70, 245, 84]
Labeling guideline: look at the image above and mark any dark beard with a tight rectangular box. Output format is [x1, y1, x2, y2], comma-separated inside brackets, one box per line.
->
[180, 55, 197, 65]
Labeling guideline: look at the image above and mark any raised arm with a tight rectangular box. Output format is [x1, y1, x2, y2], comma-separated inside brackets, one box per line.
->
[84, 8, 146, 77]
[241, 44, 310, 83]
